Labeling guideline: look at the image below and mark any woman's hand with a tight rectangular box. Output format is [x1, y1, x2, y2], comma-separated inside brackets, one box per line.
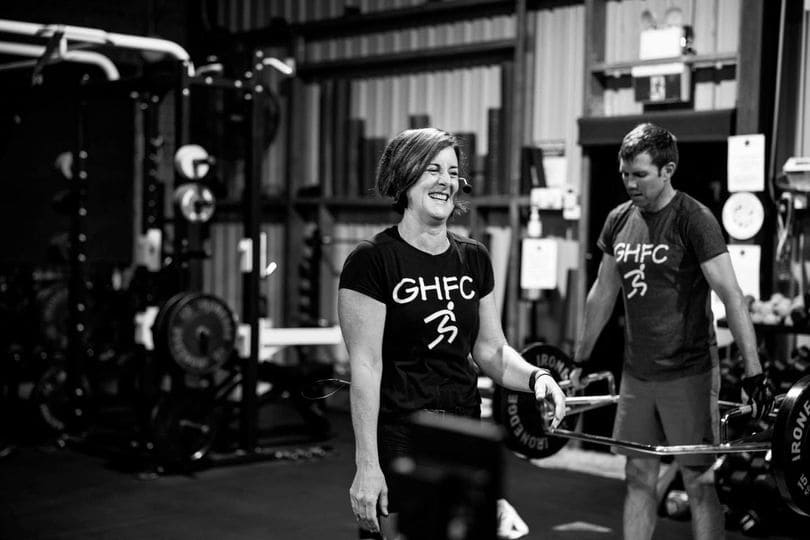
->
[533, 374, 567, 429]
[350, 464, 389, 533]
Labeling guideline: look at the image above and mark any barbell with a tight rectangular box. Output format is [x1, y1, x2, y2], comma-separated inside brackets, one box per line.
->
[495, 343, 810, 517]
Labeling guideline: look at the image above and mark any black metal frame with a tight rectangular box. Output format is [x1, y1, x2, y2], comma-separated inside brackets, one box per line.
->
[182, 51, 269, 457]
[240, 52, 265, 452]
[64, 95, 91, 432]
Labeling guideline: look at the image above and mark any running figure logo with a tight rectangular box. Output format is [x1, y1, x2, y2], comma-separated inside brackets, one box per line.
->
[424, 301, 458, 349]
[624, 263, 648, 298]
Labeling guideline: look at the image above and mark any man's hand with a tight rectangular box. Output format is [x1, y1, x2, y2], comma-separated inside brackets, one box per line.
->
[533, 373, 566, 429]
[741, 373, 774, 422]
[350, 464, 388, 534]
[569, 357, 588, 390]
[569, 366, 584, 390]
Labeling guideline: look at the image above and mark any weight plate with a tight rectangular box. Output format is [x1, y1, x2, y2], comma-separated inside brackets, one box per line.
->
[497, 343, 575, 459]
[30, 366, 91, 434]
[152, 292, 190, 354]
[36, 285, 68, 350]
[163, 293, 236, 376]
[772, 374, 810, 517]
[31, 366, 69, 432]
[151, 390, 220, 467]
[174, 183, 216, 223]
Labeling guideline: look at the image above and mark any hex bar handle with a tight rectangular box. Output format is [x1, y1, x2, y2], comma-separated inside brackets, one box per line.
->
[558, 370, 616, 396]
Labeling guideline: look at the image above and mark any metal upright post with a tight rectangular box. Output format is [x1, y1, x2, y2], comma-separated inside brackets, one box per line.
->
[135, 91, 165, 444]
[142, 93, 165, 255]
[66, 86, 91, 433]
[173, 63, 201, 292]
[240, 51, 265, 452]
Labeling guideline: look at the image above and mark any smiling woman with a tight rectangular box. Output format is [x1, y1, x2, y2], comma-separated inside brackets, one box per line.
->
[337, 127, 566, 539]
[403, 145, 461, 228]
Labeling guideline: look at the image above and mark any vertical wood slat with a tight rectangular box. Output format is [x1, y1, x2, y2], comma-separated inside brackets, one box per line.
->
[553, 4, 586, 190]
[799, 9, 810, 155]
[578, 0, 607, 358]
[736, 0, 766, 135]
[503, 0, 526, 345]
[585, 0, 607, 118]
[303, 83, 320, 187]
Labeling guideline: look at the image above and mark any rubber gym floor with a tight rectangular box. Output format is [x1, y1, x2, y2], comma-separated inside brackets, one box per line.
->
[1, 405, 807, 540]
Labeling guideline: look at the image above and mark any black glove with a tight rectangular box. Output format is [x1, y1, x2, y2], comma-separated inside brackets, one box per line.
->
[741, 374, 774, 421]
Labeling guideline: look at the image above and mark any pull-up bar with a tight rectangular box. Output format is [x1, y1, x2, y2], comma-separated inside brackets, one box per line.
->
[0, 19, 195, 76]
[0, 40, 120, 80]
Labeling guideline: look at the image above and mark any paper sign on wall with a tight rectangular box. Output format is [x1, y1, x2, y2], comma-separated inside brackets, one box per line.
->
[520, 238, 558, 290]
[727, 134, 765, 192]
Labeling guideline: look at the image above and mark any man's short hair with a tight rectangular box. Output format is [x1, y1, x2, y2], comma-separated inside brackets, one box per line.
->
[619, 123, 679, 171]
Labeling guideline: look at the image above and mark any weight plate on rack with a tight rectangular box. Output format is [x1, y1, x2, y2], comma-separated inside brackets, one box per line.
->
[158, 293, 236, 376]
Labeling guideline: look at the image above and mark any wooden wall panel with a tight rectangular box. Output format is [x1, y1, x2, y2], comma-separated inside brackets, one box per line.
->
[800, 11, 810, 156]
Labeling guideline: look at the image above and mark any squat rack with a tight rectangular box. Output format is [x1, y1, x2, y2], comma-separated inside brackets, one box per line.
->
[0, 20, 197, 435]
[0, 19, 304, 460]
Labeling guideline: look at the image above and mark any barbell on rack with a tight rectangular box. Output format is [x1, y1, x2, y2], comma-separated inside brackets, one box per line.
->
[495, 343, 810, 517]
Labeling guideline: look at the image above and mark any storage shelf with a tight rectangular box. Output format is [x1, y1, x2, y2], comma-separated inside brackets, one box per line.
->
[293, 196, 389, 209]
[232, 0, 556, 46]
[211, 194, 535, 222]
[288, 0, 518, 41]
[289, 195, 531, 209]
[591, 51, 738, 78]
[215, 197, 288, 220]
[473, 194, 530, 208]
[298, 40, 515, 80]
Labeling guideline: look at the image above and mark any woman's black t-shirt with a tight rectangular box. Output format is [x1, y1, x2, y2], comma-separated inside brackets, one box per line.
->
[339, 226, 495, 418]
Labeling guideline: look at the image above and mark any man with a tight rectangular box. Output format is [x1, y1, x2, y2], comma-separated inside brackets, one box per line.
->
[572, 123, 770, 540]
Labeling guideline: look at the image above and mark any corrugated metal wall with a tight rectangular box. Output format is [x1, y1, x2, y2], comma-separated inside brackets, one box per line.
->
[203, 0, 744, 332]
[203, 223, 286, 327]
[207, 0, 525, 333]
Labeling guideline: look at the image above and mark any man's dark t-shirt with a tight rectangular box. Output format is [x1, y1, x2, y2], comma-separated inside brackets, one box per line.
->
[598, 191, 727, 380]
[339, 226, 495, 417]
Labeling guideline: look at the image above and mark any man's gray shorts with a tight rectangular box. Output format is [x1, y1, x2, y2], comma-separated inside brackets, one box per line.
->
[612, 366, 720, 468]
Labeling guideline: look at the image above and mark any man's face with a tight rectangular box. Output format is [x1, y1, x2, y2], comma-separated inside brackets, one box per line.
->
[619, 151, 674, 212]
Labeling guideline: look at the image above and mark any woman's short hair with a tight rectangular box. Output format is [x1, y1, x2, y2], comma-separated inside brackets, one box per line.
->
[618, 123, 679, 172]
[376, 127, 468, 215]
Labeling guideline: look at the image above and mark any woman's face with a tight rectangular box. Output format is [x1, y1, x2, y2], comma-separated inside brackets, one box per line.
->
[404, 146, 459, 223]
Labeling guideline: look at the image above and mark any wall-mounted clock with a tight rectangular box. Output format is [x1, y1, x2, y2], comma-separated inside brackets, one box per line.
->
[721, 191, 764, 240]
